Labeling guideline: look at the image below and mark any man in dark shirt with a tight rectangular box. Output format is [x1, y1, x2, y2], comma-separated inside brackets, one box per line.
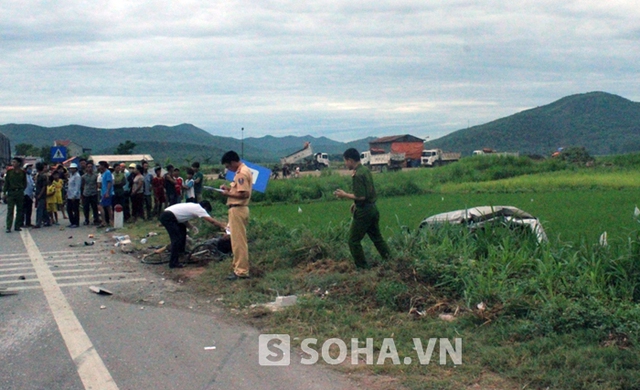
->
[81, 162, 100, 225]
[33, 162, 51, 228]
[164, 164, 177, 206]
[192, 162, 204, 202]
[3, 157, 27, 233]
[334, 148, 391, 269]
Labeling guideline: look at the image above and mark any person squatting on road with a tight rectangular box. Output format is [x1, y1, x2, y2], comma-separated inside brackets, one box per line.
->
[159, 201, 226, 268]
[220, 150, 253, 281]
[3, 157, 27, 233]
[334, 148, 391, 269]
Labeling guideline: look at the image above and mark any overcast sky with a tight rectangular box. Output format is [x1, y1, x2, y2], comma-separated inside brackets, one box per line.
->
[1, 1, 639, 141]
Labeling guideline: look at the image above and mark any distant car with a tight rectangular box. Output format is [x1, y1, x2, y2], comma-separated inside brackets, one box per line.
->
[419, 206, 548, 243]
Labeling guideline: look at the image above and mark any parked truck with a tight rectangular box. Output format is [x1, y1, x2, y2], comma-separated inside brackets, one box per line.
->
[360, 150, 405, 171]
[421, 149, 461, 167]
[280, 142, 329, 170]
[472, 148, 519, 157]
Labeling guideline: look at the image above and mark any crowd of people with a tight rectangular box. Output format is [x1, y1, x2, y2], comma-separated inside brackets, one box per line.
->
[3, 148, 385, 279]
[2, 151, 255, 282]
[1, 157, 205, 231]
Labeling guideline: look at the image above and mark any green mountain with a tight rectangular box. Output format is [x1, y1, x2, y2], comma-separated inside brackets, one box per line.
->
[426, 91, 640, 156]
[0, 123, 374, 164]
[4, 91, 639, 162]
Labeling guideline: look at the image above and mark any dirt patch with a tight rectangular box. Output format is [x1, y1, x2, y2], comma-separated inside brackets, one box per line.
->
[177, 267, 207, 280]
[301, 259, 353, 275]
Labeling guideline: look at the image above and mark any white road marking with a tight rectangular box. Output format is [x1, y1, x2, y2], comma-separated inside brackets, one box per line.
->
[57, 278, 147, 288]
[0, 253, 32, 259]
[55, 272, 133, 280]
[5, 278, 149, 291]
[44, 254, 108, 260]
[0, 279, 40, 285]
[50, 262, 111, 268]
[0, 265, 36, 272]
[20, 230, 119, 390]
[42, 250, 106, 255]
[0, 261, 33, 267]
[51, 267, 113, 274]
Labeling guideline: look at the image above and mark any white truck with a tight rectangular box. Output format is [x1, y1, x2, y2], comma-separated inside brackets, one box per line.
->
[472, 148, 519, 157]
[421, 149, 461, 167]
[280, 142, 329, 170]
[361, 150, 405, 171]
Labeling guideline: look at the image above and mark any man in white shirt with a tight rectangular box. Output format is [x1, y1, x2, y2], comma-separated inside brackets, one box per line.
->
[159, 200, 226, 268]
[66, 163, 82, 228]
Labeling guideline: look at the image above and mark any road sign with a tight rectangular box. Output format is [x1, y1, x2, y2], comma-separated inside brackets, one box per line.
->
[50, 146, 67, 163]
[225, 160, 272, 193]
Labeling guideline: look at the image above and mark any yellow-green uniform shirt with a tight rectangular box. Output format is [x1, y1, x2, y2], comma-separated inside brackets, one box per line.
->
[352, 164, 376, 207]
[227, 163, 253, 206]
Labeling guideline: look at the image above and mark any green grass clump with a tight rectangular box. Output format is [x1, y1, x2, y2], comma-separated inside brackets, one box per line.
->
[191, 213, 640, 389]
[187, 154, 640, 389]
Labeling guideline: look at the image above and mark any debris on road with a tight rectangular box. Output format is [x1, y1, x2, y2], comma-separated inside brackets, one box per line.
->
[251, 295, 298, 312]
[114, 235, 131, 246]
[18, 275, 26, 280]
[85, 241, 95, 246]
[146, 232, 158, 237]
[0, 288, 19, 296]
[204, 346, 216, 350]
[100, 305, 107, 309]
[89, 286, 113, 295]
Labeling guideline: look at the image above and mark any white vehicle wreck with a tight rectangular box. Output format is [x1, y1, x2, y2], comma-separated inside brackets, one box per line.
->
[419, 206, 548, 243]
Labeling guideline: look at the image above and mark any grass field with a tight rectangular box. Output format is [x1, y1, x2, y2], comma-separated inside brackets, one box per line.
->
[252, 190, 640, 243]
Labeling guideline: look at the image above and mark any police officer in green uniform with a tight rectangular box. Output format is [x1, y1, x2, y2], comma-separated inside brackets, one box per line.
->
[334, 148, 391, 268]
[3, 157, 27, 233]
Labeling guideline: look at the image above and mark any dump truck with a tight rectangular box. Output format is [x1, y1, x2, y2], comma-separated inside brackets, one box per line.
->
[360, 150, 405, 171]
[280, 142, 329, 170]
[421, 149, 461, 167]
[472, 148, 519, 157]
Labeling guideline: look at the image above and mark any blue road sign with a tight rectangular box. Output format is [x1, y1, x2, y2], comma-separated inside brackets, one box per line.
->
[225, 160, 272, 193]
[50, 146, 67, 163]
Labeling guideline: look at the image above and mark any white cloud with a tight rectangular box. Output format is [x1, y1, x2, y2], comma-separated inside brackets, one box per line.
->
[1, 0, 640, 141]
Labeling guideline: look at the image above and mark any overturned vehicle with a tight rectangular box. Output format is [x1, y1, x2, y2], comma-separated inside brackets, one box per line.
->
[419, 206, 548, 243]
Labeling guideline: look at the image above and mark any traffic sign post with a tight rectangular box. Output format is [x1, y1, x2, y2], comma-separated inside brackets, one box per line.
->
[50, 146, 67, 163]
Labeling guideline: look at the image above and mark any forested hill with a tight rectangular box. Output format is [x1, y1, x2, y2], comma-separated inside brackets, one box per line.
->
[425, 92, 640, 156]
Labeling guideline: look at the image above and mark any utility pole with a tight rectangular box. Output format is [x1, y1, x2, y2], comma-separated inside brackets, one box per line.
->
[241, 127, 244, 159]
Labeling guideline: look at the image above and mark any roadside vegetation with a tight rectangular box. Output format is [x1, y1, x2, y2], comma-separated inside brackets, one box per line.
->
[203, 152, 640, 205]
[137, 152, 640, 389]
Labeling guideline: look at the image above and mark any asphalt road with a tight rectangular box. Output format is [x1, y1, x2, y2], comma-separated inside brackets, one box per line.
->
[0, 204, 357, 390]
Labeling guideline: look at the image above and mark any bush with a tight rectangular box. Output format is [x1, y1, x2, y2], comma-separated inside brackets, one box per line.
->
[559, 146, 594, 165]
